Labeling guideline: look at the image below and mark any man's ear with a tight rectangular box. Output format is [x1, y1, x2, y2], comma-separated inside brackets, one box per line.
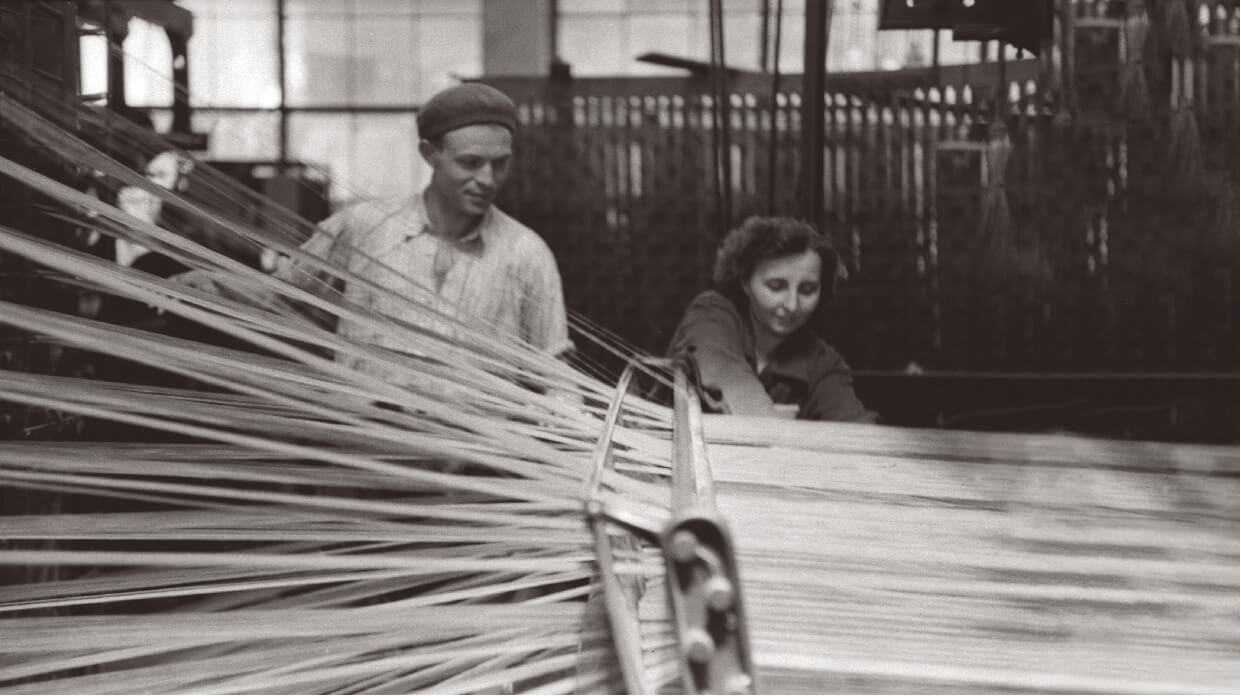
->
[417, 139, 437, 166]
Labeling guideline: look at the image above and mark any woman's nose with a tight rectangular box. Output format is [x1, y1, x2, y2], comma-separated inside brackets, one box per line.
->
[781, 292, 799, 312]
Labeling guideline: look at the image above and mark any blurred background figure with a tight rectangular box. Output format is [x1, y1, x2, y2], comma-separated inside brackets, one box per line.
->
[113, 149, 195, 276]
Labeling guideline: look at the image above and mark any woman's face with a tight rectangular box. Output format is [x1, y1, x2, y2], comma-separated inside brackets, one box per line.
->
[743, 249, 823, 339]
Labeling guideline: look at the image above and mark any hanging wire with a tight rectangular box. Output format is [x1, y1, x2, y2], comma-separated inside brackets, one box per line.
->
[708, 0, 732, 236]
[765, 0, 784, 215]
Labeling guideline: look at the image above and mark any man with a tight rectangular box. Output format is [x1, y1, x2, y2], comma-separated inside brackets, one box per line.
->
[187, 83, 573, 376]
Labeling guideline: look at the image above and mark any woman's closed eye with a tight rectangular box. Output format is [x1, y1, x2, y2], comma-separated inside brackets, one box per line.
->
[798, 282, 820, 296]
[765, 279, 788, 292]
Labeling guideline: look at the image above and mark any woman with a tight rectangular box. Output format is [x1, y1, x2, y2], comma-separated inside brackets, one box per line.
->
[667, 216, 877, 422]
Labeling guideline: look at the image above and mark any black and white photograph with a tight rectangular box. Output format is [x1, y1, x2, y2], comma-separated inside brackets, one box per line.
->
[0, 0, 1237, 693]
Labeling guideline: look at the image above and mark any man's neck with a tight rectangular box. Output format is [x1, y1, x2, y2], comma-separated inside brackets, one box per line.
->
[423, 191, 483, 241]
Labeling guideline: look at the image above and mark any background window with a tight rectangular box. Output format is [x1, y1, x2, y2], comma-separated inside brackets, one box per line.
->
[558, 0, 990, 76]
[182, 0, 281, 108]
[288, 113, 425, 204]
[123, 18, 174, 107]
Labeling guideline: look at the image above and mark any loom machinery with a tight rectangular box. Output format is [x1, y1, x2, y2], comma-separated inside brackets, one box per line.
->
[0, 2, 1236, 694]
[577, 4, 1239, 689]
[587, 357, 757, 694]
[587, 356, 1238, 693]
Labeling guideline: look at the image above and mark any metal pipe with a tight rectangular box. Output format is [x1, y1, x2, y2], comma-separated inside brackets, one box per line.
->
[800, 0, 832, 231]
[276, 0, 287, 165]
[708, 0, 731, 237]
[582, 358, 653, 694]
[671, 367, 696, 513]
[671, 364, 714, 512]
[759, 0, 770, 72]
[766, 0, 783, 215]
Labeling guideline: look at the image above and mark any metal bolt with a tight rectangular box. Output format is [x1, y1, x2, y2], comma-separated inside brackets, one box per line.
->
[727, 673, 754, 694]
[704, 576, 734, 611]
[669, 529, 698, 564]
[682, 628, 714, 664]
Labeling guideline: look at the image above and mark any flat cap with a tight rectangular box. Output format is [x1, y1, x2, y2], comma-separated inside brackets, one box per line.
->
[417, 83, 518, 141]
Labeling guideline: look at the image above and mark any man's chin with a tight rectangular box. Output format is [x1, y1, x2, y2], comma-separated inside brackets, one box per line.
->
[461, 197, 491, 215]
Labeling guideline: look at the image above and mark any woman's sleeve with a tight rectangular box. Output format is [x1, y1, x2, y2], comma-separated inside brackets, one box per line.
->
[667, 294, 781, 417]
[804, 348, 879, 423]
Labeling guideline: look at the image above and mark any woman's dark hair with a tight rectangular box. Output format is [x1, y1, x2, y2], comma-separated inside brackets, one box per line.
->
[712, 216, 840, 301]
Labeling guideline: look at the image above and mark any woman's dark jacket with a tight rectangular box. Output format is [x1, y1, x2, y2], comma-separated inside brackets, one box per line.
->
[667, 290, 876, 422]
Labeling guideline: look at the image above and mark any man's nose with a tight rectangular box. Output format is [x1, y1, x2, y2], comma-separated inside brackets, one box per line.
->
[473, 164, 494, 187]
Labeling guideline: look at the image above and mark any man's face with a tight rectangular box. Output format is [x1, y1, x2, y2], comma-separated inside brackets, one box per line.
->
[421, 124, 513, 218]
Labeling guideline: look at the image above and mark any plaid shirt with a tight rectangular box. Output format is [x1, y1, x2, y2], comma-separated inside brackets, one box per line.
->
[273, 194, 572, 375]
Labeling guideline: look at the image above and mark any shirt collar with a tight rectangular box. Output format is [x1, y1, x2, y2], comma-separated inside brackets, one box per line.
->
[412, 191, 491, 251]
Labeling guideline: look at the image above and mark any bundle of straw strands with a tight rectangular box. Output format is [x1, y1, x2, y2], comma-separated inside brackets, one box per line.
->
[0, 70, 1237, 694]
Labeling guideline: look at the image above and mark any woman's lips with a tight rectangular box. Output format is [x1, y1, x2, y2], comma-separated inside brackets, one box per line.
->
[772, 315, 803, 331]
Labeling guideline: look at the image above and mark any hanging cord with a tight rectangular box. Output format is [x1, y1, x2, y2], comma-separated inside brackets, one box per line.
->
[765, 0, 784, 215]
[708, 0, 732, 236]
